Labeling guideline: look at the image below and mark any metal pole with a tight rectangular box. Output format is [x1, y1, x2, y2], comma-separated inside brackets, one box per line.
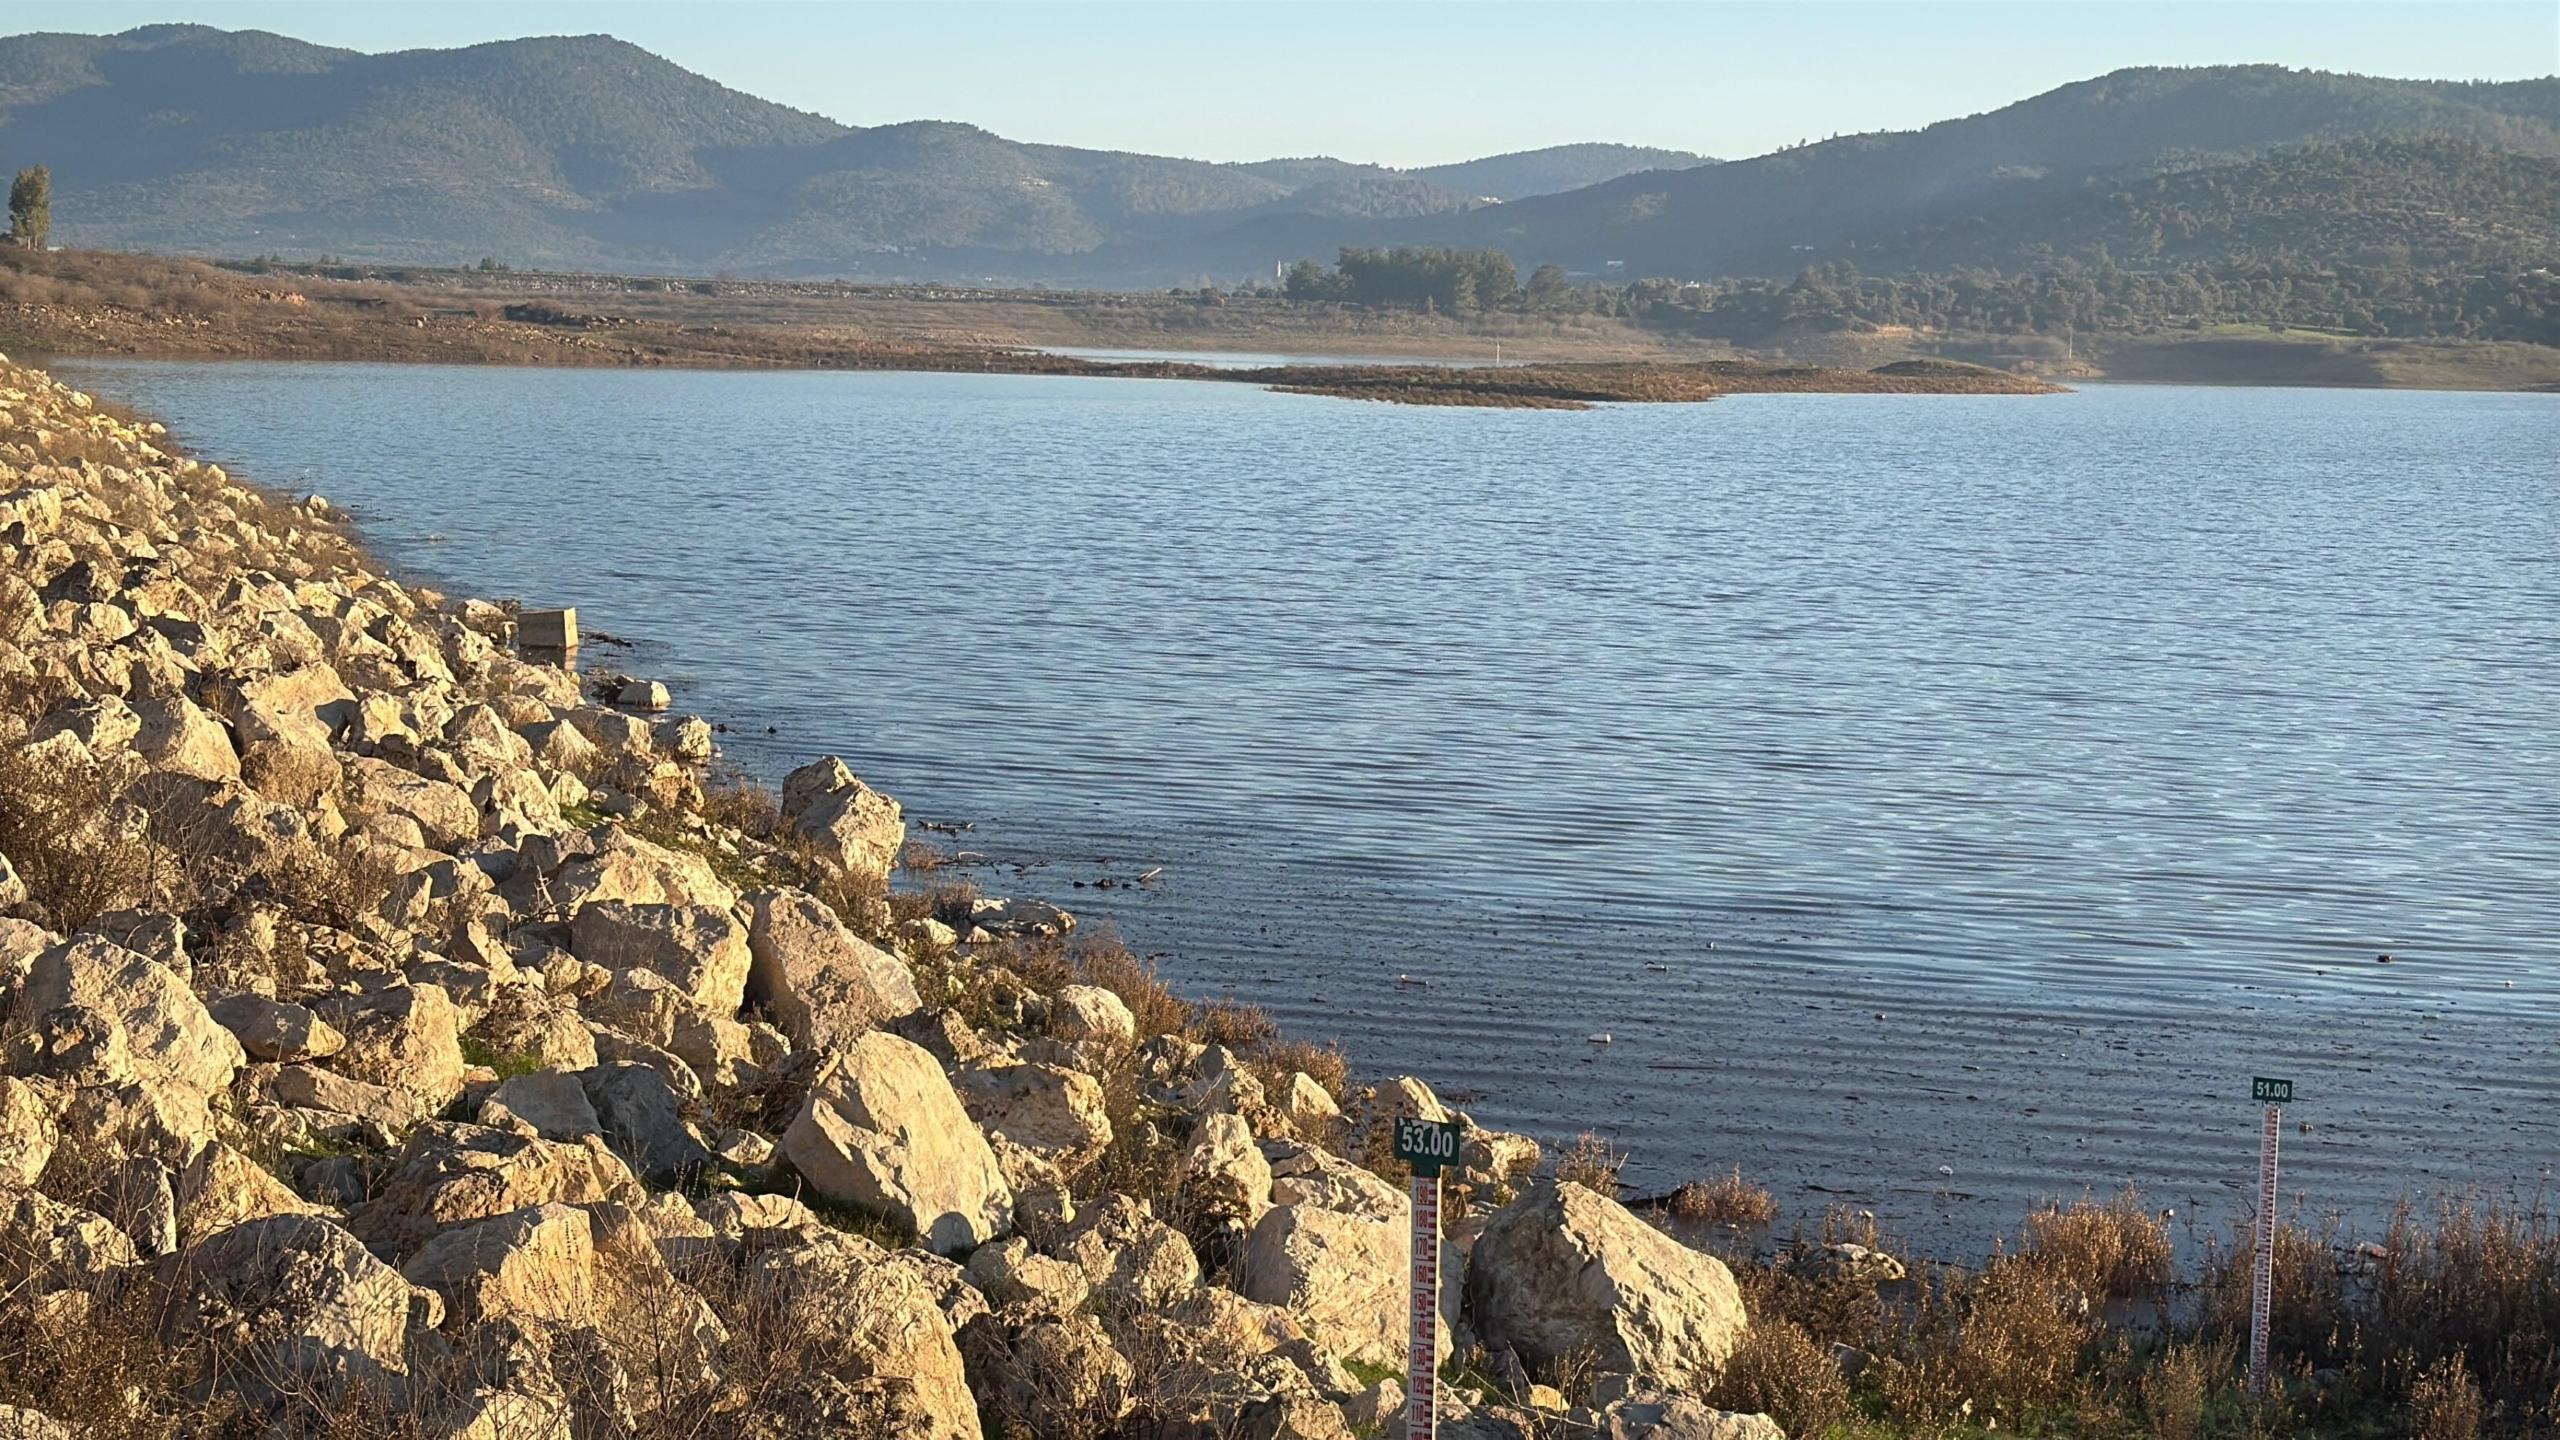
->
[1407, 1169, 1441, 1440]
[2250, 1102, 2281, 1395]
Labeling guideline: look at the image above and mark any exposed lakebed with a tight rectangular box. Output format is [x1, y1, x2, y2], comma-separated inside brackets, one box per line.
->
[57, 359, 2560, 1258]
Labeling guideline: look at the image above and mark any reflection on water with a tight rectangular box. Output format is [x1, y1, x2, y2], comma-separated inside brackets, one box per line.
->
[57, 359, 2560, 1256]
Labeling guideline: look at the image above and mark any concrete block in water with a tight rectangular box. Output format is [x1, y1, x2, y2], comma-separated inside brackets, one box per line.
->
[519, 607, 578, 649]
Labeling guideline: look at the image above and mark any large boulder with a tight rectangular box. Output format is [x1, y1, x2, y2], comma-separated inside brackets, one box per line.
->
[1182, 1112, 1273, 1226]
[1236, 1202, 1454, 1371]
[174, 1141, 323, 1247]
[781, 1033, 1012, 1255]
[1598, 1394, 1787, 1440]
[208, 994, 345, 1063]
[0, 1076, 58, 1186]
[742, 888, 919, 1049]
[538, 826, 737, 914]
[158, 1214, 431, 1409]
[1050, 984, 1136, 1046]
[952, 1061, 1111, 1178]
[400, 1202, 597, 1325]
[350, 1122, 640, 1259]
[130, 693, 240, 782]
[345, 757, 480, 851]
[1467, 1179, 1748, 1391]
[1054, 1195, 1199, 1310]
[577, 1061, 713, 1184]
[747, 1234, 980, 1440]
[0, 1187, 137, 1294]
[16, 936, 243, 1107]
[780, 757, 904, 882]
[570, 901, 751, 1016]
[313, 983, 467, 1123]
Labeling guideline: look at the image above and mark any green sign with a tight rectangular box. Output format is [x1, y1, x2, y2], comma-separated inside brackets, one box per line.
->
[2252, 1076, 2294, 1104]
[1393, 1116, 1463, 1176]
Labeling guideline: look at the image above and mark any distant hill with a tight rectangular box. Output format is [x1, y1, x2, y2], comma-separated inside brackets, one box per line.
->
[1412, 143, 1714, 201]
[0, 25, 1687, 279]
[1, 31, 2552, 290]
[1421, 66, 2560, 277]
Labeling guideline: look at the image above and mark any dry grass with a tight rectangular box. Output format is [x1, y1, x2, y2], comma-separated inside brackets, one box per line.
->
[1552, 1131, 1627, 1196]
[1667, 1166, 1779, 1228]
[1872, 1257, 2098, 1430]
[1189, 996, 1276, 1051]
[2020, 1187, 2174, 1304]
[1709, 1317, 1854, 1439]
[2407, 1351, 2488, 1440]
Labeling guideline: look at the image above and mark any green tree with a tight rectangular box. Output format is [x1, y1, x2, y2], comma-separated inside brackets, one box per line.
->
[9, 165, 50, 249]
[1525, 263, 1572, 310]
[1282, 258, 1329, 300]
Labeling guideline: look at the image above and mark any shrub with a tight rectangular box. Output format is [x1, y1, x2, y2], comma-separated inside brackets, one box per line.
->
[1553, 1131, 1625, 1195]
[1875, 1258, 2096, 1429]
[1709, 1317, 1852, 1439]
[2407, 1351, 2487, 1440]
[2021, 1187, 2174, 1304]
[1190, 996, 1276, 1051]
[1667, 1166, 1778, 1227]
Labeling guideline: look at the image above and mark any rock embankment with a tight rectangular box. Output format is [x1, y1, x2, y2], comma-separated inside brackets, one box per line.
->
[0, 352, 1790, 1438]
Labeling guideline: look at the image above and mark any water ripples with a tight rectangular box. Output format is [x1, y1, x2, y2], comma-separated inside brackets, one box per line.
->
[56, 360, 2560, 1255]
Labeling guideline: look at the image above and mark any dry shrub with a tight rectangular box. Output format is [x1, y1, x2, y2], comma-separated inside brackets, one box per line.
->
[2021, 1187, 2173, 1304]
[1249, 1035, 1348, 1100]
[897, 838, 947, 873]
[0, 733, 160, 929]
[1071, 927, 1191, 1038]
[1875, 1258, 2095, 1429]
[1553, 1131, 1626, 1195]
[2199, 1210, 2351, 1372]
[2369, 1197, 2560, 1424]
[1668, 1166, 1778, 1227]
[1189, 996, 1275, 1051]
[696, 769, 780, 839]
[0, 1277, 211, 1440]
[1709, 1317, 1852, 1440]
[2135, 1338, 2229, 1440]
[2407, 1351, 2487, 1440]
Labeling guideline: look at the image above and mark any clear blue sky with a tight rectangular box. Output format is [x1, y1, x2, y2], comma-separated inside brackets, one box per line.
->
[26, 1, 2560, 166]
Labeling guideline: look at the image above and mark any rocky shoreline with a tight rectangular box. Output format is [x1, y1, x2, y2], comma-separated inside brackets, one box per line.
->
[0, 355, 1802, 1437]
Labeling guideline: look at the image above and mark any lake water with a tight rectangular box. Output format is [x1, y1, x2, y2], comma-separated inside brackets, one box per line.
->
[56, 359, 2560, 1258]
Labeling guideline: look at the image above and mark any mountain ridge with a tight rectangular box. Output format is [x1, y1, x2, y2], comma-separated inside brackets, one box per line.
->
[0, 29, 2551, 287]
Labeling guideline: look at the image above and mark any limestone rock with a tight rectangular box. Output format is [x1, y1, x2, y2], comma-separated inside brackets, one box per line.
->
[1597, 1393, 1787, 1440]
[479, 1070, 604, 1143]
[577, 1061, 713, 1184]
[0, 1076, 58, 1186]
[346, 756, 480, 850]
[352, 1122, 640, 1259]
[570, 900, 751, 1016]
[781, 1032, 1012, 1255]
[1467, 1180, 1748, 1391]
[780, 757, 904, 882]
[743, 888, 920, 1049]
[174, 1141, 322, 1247]
[747, 1234, 980, 1440]
[952, 1061, 1111, 1178]
[18, 935, 243, 1107]
[1236, 1201, 1453, 1371]
[208, 993, 345, 1063]
[1182, 1111, 1274, 1225]
[158, 1214, 430, 1408]
[314, 983, 467, 1123]
[401, 1202, 598, 1325]
[539, 826, 737, 914]
[0, 1187, 137, 1294]
[1262, 1137, 1406, 1223]
[1056, 1194, 1199, 1310]
[1050, 983, 1136, 1045]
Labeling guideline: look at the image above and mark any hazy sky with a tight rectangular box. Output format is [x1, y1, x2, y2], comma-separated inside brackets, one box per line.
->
[30, 1, 2560, 167]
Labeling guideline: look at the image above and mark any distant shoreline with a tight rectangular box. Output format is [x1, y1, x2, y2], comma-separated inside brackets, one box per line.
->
[6, 247, 2552, 396]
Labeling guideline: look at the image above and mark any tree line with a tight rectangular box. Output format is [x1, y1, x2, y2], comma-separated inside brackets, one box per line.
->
[1283, 247, 1576, 315]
